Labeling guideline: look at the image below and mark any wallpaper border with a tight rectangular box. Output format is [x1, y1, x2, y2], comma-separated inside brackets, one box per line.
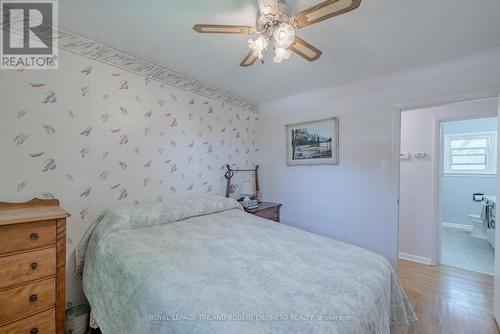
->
[57, 29, 259, 113]
[0, 11, 259, 113]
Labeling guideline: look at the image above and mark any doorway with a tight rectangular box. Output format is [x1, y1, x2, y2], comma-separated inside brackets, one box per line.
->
[398, 98, 498, 272]
[439, 117, 496, 274]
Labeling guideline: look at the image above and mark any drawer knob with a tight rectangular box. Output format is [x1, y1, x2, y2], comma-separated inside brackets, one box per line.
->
[30, 328, 39, 334]
[29, 294, 38, 303]
[29, 262, 38, 271]
[30, 232, 39, 241]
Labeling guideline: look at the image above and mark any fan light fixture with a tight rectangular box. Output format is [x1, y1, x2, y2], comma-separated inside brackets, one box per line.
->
[193, 0, 363, 67]
[249, 23, 295, 64]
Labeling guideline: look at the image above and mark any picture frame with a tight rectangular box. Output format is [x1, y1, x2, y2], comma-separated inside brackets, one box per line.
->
[285, 117, 339, 166]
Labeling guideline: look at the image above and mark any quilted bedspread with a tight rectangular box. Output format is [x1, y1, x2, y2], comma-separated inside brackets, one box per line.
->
[76, 196, 416, 334]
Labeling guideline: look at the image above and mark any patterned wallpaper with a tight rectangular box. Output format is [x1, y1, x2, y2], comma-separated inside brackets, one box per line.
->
[0, 49, 259, 304]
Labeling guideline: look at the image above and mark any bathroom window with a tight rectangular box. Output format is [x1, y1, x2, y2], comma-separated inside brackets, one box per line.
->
[443, 132, 497, 174]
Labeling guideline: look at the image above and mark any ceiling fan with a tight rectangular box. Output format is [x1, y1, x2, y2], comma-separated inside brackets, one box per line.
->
[193, 0, 362, 67]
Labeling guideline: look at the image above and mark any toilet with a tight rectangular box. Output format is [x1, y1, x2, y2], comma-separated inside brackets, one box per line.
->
[469, 214, 487, 239]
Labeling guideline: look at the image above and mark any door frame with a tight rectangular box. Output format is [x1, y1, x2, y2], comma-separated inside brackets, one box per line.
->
[431, 113, 498, 265]
[494, 94, 500, 324]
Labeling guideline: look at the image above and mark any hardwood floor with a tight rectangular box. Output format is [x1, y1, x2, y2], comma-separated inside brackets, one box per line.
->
[392, 260, 499, 334]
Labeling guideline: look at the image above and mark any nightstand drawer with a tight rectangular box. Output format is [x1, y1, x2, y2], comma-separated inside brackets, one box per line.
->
[0, 308, 55, 334]
[254, 208, 279, 222]
[0, 248, 56, 289]
[0, 278, 55, 325]
[0, 221, 56, 256]
[245, 202, 282, 223]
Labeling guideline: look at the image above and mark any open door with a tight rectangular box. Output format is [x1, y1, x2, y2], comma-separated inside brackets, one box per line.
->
[495, 95, 500, 324]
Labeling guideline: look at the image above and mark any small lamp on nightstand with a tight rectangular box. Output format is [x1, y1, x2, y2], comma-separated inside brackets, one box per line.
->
[240, 181, 256, 208]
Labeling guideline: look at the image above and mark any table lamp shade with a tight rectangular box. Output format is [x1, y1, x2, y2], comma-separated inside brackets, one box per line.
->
[240, 181, 255, 196]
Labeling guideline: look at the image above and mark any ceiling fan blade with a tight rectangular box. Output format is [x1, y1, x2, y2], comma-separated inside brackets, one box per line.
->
[289, 36, 322, 62]
[193, 24, 255, 34]
[294, 0, 362, 28]
[257, 0, 280, 15]
[240, 51, 259, 67]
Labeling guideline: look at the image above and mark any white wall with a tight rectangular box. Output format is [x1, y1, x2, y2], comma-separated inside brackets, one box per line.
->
[258, 47, 500, 267]
[441, 118, 497, 227]
[400, 101, 497, 264]
[442, 175, 496, 225]
[0, 49, 259, 304]
[442, 117, 497, 134]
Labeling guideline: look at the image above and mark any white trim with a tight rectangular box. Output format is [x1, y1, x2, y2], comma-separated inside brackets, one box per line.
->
[432, 117, 441, 265]
[442, 173, 496, 178]
[391, 108, 402, 270]
[494, 95, 500, 323]
[399, 252, 432, 265]
[441, 222, 473, 231]
[395, 92, 500, 112]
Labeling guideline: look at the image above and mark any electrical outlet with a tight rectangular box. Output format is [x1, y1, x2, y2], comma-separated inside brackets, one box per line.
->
[378, 160, 389, 171]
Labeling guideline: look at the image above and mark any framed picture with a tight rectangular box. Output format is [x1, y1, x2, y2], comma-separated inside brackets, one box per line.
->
[285, 117, 339, 166]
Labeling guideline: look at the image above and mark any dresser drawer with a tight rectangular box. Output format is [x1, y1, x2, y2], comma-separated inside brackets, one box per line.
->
[0, 308, 55, 334]
[0, 248, 56, 289]
[0, 278, 55, 325]
[0, 221, 56, 256]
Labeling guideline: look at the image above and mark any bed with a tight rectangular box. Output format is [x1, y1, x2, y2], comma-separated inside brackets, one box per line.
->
[76, 196, 416, 334]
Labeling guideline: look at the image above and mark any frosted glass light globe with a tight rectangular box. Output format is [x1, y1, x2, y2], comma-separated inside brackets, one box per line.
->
[248, 36, 268, 60]
[273, 47, 291, 63]
[273, 23, 295, 49]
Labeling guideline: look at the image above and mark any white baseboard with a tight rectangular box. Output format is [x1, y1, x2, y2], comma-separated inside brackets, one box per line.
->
[399, 252, 432, 265]
[441, 222, 473, 231]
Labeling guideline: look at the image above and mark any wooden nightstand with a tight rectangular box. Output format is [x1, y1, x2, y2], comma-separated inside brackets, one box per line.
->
[244, 202, 282, 222]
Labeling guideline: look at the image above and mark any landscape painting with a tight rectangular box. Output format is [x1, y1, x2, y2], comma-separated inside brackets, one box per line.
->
[286, 117, 339, 166]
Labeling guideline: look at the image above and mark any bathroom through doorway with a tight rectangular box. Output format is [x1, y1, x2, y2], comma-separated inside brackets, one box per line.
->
[439, 117, 496, 274]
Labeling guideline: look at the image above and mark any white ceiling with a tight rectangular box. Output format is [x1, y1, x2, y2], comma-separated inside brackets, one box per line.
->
[60, 0, 500, 103]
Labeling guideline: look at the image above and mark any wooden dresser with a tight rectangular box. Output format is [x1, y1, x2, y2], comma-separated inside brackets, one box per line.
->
[0, 199, 68, 334]
[244, 202, 282, 222]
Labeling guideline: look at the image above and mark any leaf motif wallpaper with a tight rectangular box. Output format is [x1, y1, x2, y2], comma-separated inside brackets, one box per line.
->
[0, 50, 259, 304]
